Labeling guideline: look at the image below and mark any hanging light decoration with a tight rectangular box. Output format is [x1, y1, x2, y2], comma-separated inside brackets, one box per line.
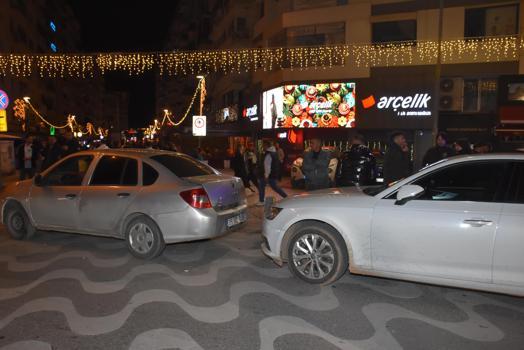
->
[0, 35, 520, 78]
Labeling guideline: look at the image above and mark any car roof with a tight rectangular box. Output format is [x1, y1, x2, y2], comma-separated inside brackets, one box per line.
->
[441, 153, 524, 164]
[75, 148, 182, 159]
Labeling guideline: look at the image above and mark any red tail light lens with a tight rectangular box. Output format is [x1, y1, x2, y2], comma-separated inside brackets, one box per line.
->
[180, 188, 212, 209]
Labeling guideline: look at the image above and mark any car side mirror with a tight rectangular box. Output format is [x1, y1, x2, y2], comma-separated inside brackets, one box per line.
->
[395, 185, 424, 205]
[33, 174, 44, 187]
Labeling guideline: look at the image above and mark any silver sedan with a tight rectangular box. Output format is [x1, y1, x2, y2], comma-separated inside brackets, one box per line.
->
[1, 149, 247, 259]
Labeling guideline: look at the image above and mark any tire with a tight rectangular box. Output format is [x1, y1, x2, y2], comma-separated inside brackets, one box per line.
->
[287, 223, 348, 285]
[5, 204, 36, 240]
[125, 215, 165, 259]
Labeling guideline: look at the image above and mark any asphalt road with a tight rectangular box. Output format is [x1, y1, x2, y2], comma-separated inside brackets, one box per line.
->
[0, 203, 523, 350]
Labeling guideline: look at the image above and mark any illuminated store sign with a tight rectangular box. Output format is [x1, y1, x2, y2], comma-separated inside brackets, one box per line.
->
[262, 83, 356, 129]
[242, 105, 258, 121]
[362, 93, 432, 117]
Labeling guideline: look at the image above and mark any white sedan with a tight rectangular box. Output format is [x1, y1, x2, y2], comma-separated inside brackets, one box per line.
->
[262, 153, 524, 296]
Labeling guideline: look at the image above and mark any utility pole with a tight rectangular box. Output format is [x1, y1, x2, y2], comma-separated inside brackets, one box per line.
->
[432, 0, 444, 144]
[197, 76, 206, 148]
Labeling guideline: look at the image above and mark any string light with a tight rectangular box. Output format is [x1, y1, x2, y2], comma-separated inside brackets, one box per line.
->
[0, 35, 520, 77]
[144, 77, 205, 139]
[16, 98, 108, 136]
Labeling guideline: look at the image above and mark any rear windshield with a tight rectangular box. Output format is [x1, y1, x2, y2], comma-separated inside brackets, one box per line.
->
[151, 154, 215, 178]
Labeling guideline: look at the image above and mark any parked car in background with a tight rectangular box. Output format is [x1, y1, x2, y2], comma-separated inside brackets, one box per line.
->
[262, 154, 524, 296]
[2, 149, 247, 259]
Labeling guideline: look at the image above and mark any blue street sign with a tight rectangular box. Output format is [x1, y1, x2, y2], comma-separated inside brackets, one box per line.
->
[0, 90, 8, 110]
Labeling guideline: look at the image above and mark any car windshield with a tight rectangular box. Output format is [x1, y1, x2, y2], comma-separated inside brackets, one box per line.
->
[151, 154, 215, 178]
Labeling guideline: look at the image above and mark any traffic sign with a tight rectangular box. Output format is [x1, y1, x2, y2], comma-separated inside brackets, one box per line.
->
[192, 115, 206, 136]
[0, 110, 7, 132]
[0, 90, 8, 110]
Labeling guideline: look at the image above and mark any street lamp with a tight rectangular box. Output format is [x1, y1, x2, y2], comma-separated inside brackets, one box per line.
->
[23, 97, 30, 103]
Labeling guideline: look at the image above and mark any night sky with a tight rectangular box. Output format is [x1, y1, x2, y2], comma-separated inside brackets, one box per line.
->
[70, 0, 179, 128]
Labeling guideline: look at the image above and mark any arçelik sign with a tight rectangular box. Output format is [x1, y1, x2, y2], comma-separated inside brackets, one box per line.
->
[242, 104, 258, 121]
[362, 93, 432, 117]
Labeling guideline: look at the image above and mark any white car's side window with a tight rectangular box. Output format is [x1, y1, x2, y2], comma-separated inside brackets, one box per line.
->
[44, 155, 94, 186]
[505, 162, 524, 204]
[412, 161, 509, 203]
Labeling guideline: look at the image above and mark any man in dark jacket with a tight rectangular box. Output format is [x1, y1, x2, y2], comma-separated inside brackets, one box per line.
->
[302, 138, 331, 190]
[422, 132, 454, 166]
[257, 140, 287, 206]
[41, 135, 62, 171]
[383, 132, 411, 184]
[336, 134, 376, 186]
[16, 134, 38, 180]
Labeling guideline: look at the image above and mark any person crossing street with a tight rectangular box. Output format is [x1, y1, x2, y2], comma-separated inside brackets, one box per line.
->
[257, 140, 287, 206]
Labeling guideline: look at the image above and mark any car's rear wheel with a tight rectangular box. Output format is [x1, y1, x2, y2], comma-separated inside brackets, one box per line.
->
[287, 223, 348, 284]
[5, 204, 36, 240]
[125, 216, 165, 259]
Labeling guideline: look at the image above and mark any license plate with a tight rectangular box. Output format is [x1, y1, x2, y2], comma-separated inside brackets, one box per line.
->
[227, 212, 247, 227]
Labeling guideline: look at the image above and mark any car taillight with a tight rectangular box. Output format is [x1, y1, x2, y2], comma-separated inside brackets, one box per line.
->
[180, 188, 212, 209]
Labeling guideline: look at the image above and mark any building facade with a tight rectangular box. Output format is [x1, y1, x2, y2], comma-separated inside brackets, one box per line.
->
[0, 0, 114, 134]
[156, 0, 524, 167]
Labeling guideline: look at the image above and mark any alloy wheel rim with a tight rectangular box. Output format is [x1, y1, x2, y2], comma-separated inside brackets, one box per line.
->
[292, 233, 335, 280]
[129, 223, 154, 254]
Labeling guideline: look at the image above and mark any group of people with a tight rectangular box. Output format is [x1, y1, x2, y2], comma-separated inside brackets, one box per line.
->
[231, 141, 288, 206]
[16, 131, 81, 180]
[384, 131, 489, 184]
[15, 129, 495, 205]
[231, 131, 497, 205]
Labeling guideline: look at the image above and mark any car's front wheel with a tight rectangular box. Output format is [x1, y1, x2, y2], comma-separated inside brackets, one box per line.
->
[5, 204, 36, 240]
[287, 223, 348, 284]
[125, 216, 165, 259]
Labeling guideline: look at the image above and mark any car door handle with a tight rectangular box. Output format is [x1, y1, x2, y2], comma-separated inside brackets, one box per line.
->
[65, 194, 77, 200]
[463, 219, 493, 227]
[117, 193, 130, 198]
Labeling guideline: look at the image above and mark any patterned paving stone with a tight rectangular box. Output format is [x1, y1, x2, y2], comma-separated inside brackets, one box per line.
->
[0, 206, 523, 350]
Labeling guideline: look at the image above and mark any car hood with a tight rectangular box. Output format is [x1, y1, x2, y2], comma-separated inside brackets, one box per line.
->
[277, 186, 376, 209]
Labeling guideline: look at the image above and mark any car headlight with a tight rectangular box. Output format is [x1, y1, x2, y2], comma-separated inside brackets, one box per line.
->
[266, 206, 283, 220]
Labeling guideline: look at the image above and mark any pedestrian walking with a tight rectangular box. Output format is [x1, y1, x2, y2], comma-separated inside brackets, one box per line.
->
[232, 144, 255, 192]
[275, 142, 285, 180]
[16, 134, 37, 180]
[383, 131, 411, 184]
[422, 132, 454, 166]
[41, 135, 63, 171]
[302, 138, 331, 191]
[257, 140, 287, 206]
[245, 143, 259, 189]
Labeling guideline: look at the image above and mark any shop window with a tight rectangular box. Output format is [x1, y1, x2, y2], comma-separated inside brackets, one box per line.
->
[372, 20, 416, 44]
[286, 22, 345, 47]
[465, 5, 518, 38]
[463, 78, 498, 113]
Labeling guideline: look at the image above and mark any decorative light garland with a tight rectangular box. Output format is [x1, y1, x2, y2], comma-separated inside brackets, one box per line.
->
[14, 98, 108, 137]
[0, 36, 521, 78]
[144, 78, 205, 138]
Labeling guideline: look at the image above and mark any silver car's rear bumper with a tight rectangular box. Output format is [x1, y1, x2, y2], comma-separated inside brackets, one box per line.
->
[155, 204, 248, 244]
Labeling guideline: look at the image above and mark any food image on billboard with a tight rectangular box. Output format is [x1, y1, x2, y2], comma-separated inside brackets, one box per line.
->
[263, 83, 356, 129]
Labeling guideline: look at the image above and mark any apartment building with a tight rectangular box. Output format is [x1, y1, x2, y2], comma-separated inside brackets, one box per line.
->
[155, 0, 523, 163]
[156, 0, 211, 125]
[0, 0, 107, 133]
[250, 0, 524, 165]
